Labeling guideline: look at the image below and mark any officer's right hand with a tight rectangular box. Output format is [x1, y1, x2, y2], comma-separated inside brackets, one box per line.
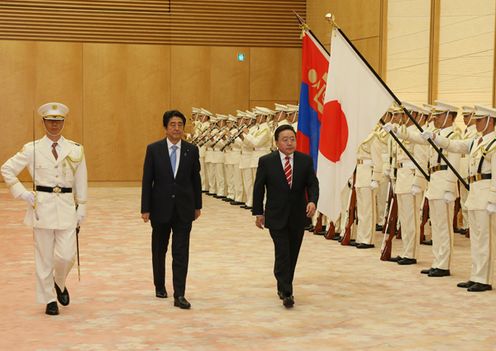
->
[486, 203, 496, 214]
[20, 191, 35, 206]
[411, 185, 422, 195]
[421, 131, 434, 140]
[255, 215, 265, 229]
[382, 123, 394, 133]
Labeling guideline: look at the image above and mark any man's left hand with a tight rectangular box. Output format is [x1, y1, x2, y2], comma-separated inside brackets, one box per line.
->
[194, 209, 201, 220]
[306, 202, 316, 218]
[255, 215, 265, 229]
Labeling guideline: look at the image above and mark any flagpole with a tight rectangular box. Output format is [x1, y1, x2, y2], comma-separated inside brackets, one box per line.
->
[293, 12, 430, 182]
[331, 24, 468, 190]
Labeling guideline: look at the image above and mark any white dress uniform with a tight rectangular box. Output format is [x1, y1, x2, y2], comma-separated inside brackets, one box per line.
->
[1, 130, 87, 305]
[395, 124, 429, 260]
[375, 126, 390, 228]
[435, 106, 496, 288]
[240, 116, 256, 207]
[211, 115, 228, 197]
[204, 120, 219, 194]
[224, 116, 243, 202]
[198, 109, 212, 192]
[403, 124, 461, 272]
[458, 123, 478, 230]
[355, 129, 383, 245]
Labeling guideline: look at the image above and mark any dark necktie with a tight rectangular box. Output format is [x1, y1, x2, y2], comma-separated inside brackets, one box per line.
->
[52, 142, 58, 160]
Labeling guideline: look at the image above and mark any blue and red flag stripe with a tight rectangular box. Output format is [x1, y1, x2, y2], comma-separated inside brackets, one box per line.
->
[296, 31, 330, 170]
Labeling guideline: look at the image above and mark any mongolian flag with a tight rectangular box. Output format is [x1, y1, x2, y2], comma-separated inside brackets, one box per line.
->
[317, 28, 394, 221]
[296, 30, 330, 169]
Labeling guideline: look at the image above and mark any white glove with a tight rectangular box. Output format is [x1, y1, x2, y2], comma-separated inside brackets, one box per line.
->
[411, 185, 422, 195]
[370, 180, 379, 189]
[382, 123, 394, 133]
[76, 204, 86, 225]
[20, 191, 35, 206]
[486, 203, 496, 214]
[443, 191, 456, 203]
[421, 131, 434, 140]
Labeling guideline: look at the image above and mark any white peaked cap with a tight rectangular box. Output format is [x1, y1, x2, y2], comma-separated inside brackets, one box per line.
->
[227, 114, 237, 122]
[433, 100, 458, 113]
[38, 102, 69, 120]
[245, 110, 256, 119]
[216, 114, 228, 121]
[236, 110, 246, 118]
[201, 108, 213, 117]
[474, 105, 496, 118]
[286, 104, 299, 112]
[461, 106, 475, 114]
[192, 107, 201, 114]
[275, 103, 288, 112]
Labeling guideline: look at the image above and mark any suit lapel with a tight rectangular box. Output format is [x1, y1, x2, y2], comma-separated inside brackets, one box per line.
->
[57, 138, 72, 166]
[38, 136, 58, 164]
[176, 141, 190, 177]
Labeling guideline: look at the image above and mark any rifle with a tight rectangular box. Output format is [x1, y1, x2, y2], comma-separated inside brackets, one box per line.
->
[197, 128, 223, 147]
[191, 125, 216, 145]
[324, 221, 336, 240]
[313, 213, 323, 234]
[341, 171, 357, 246]
[380, 190, 398, 261]
[221, 128, 244, 151]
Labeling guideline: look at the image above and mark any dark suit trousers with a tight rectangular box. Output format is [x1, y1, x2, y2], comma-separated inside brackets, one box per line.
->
[151, 206, 192, 298]
[269, 225, 305, 296]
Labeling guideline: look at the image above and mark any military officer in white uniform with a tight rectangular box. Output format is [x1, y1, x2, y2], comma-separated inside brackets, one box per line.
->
[387, 103, 429, 264]
[211, 114, 228, 198]
[223, 114, 244, 204]
[239, 111, 257, 209]
[197, 108, 212, 192]
[1, 102, 87, 316]
[395, 101, 461, 277]
[354, 125, 383, 248]
[456, 106, 478, 235]
[430, 105, 496, 291]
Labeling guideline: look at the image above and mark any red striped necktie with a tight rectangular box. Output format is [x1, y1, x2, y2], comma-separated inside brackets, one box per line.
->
[284, 156, 292, 188]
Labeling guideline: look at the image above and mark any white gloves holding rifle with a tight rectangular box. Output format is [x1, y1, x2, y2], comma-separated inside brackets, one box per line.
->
[411, 185, 422, 195]
[486, 202, 496, 214]
[76, 204, 86, 225]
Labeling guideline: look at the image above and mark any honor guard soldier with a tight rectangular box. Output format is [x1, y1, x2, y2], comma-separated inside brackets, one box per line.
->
[1, 102, 88, 316]
[275, 103, 289, 127]
[197, 108, 212, 192]
[211, 114, 228, 198]
[287, 104, 299, 131]
[430, 105, 496, 291]
[204, 114, 218, 195]
[223, 114, 244, 204]
[354, 123, 383, 248]
[456, 106, 478, 235]
[399, 101, 461, 277]
[385, 103, 429, 264]
[239, 111, 258, 209]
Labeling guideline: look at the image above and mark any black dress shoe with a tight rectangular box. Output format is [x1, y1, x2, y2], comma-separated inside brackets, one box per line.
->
[398, 258, 417, 265]
[331, 234, 341, 241]
[388, 255, 403, 262]
[282, 296, 294, 308]
[305, 225, 315, 232]
[277, 291, 284, 300]
[356, 243, 375, 249]
[244, 206, 253, 210]
[230, 201, 243, 205]
[421, 239, 433, 246]
[457, 280, 476, 288]
[421, 268, 433, 274]
[349, 240, 358, 246]
[428, 268, 450, 277]
[45, 301, 59, 315]
[457, 228, 468, 235]
[467, 283, 492, 292]
[375, 224, 383, 232]
[155, 289, 168, 298]
[174, 296, 191, 309]
[55, 283, 70, 306]
[222, 198, 232, 202]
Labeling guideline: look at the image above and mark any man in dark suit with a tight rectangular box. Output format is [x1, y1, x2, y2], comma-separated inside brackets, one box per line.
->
[252, 124, 319, 308]
[141, 109, 202, 309]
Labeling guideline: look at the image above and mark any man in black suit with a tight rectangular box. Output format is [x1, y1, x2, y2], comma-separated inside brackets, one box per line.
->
[252, 124, 319, 308]
[141, 109, 202, 309]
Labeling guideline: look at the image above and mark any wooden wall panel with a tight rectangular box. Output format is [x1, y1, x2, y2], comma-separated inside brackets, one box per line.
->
[352, 37, 381, 73]
[34, 42, 83, 143]
[0, 0, 305, 47]
[210, 47, 250, 115]
[170, 46, 211, 126]
[83, 43, 170, 181]
[0, 41, 35, 182]
[249, 48, 301, 102]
